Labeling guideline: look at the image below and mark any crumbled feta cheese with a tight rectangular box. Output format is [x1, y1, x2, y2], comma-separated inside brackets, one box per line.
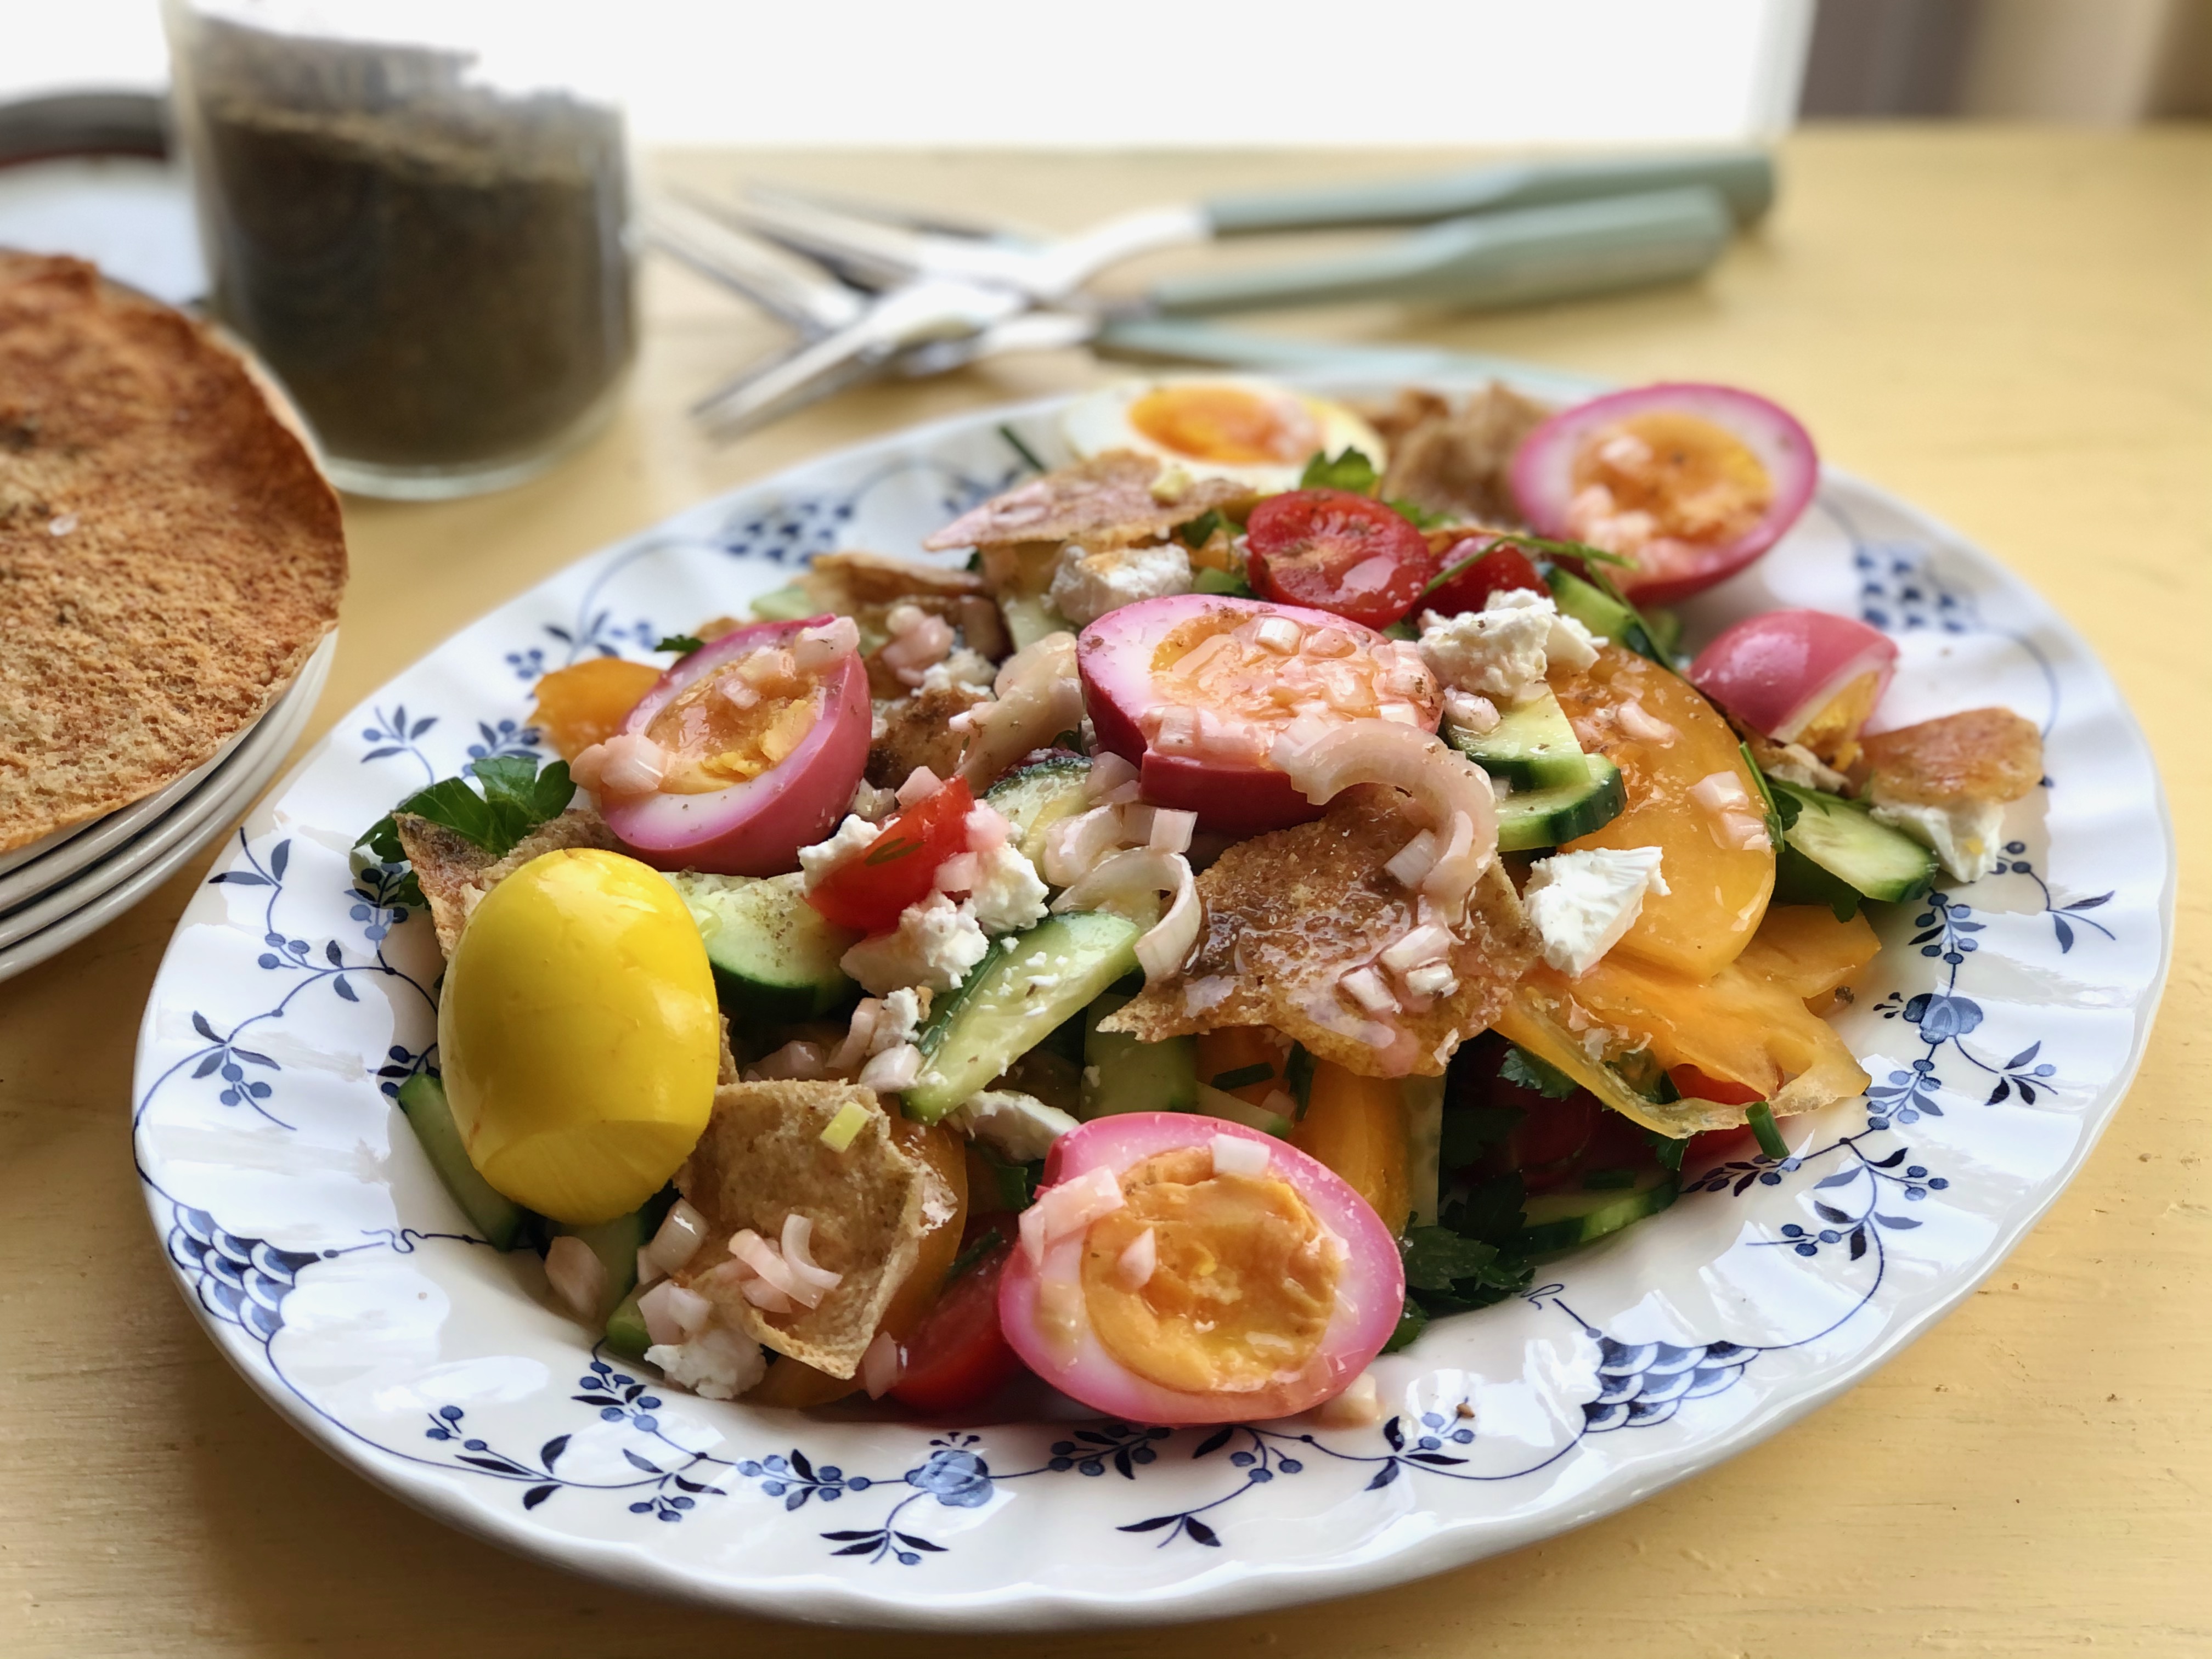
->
[1483, 586, 1604, 674]
[1521, 846, 1670, 979]
[1047, 539, 1192, 628]
[1419, 600, 1552, 699]
[798, 814, 879, 890]
[1442, 688, 1500, 734]
[645, 1327, 765, 1401]
[872, 986, 925, 1053]
[1871, 797, 2007, 883]
[952, 1089, 1080, 1163]
[840, 893, 991, 994]
[919, 647, 997, 694]
[964, 842, 1049, 936]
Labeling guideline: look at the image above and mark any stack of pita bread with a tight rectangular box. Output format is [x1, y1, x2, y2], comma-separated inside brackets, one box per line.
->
[0, 252, 347, 980]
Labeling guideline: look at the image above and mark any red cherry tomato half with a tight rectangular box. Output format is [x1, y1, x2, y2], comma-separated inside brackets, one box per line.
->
[888, 1244, 1026, 1414]
[1424, 537, 1547, 618]
[805, 777, 974, 934]
[1245, 489, 1432, 629]
[1668, 1063, 1765, 1107]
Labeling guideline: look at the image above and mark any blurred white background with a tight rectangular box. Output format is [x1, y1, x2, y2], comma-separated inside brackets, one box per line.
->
[8, 0, 1820, 145]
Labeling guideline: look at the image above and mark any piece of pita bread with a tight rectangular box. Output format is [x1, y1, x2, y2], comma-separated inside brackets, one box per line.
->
[0, 253, 346, 853]
[674, 1080, 928, 1379]
[922, 451, 1251, 552]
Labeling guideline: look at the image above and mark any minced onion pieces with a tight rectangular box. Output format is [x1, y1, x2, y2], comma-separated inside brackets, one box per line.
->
[1616, 699, 1677, 745]
[1114, 1227, 1158, 1290]
[1209, 1133, 1270, 1179]
[749, 1039, 828, 1082]
[933, 851, 980, 894]
[729, 1226, 820, 1305]
[897, 766, 944, 808]
[1017, 1165, 1126, 1265]
[860, 1330, 904, 1399]
[858, 1042, 922, 1093]
[1042, 802, 1127, 887]
[636, 1246, 664, 1288]
[639, 1279, 713, 1347]
[779, 1214, 845, 1295]
[1340, 965, 1398, 1015]
[966, 803, 1012, 851]
[1381, 923, 1454, 973]
[1085, 750, 1139, 801]
[1051, 847, 1200, 986]
[828, 999, 881, 1074]
[1384, 829, 1440, 889]
[1148, 808, 1197, 855]
[544, 1235, 607, 1323]
[645, 1198, 711, 1276]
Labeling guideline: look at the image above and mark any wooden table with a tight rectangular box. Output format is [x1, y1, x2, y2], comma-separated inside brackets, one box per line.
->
[4, 128, 2207, 1657]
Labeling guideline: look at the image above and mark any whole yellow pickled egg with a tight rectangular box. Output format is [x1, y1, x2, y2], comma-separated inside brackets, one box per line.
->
[437, 849, 719, 1225]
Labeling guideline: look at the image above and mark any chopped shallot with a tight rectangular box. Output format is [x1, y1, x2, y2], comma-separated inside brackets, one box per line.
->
[1043, 802, 1129, 887]
[1085, 751, 1139, 801]
[860, 1330, 905, 1398]
[570, 732, 668, 798]
[1052, 848, 1200, 985]
[749, 1040, 828, 1082]
[1209, 1134, 1271, 1179]
[645, 1198, 710, 1276]
[1018, 1165, 1126, 1265]
[1340, 966, 1398, 1016]
[1114, 1227, 1158, 1290]
[1148, 808, 1197, 855]
[639, 1280, 713, 1346]
[1615, 699, 1677, 745]
[1380, 924, 1453, 973]
[779, 1214, 845, 1296]
[544, 1235, 607, 1323]
[933, 851, 980, 894]
[1385, 829, 1440, 888]
[859, 1042, 923, 1093]
[897, 766, 944, 808]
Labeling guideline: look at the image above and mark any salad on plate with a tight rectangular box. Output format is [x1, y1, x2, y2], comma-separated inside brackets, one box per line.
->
[358, 373, 2046, 1428]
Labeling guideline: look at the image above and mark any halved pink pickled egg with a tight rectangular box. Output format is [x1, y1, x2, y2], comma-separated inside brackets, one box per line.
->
[1511, 382, 1819, 605]
[998, 1114, 1405, 1426]
[1077, 595, 1441, 837]
[593, 616, 870, 876]
[1689, 608, 1897, 770]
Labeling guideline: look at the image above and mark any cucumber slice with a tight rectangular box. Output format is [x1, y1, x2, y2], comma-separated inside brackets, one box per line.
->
[1445, 687, 1589, 789]
[1546, 568, 1669, 666]
[605, 1283, 652, 1361]
[1511, 1168, 1678, 1256]
[1000, 594, 1071, 653]
[665, 871, 859, 1023]
[1081, 988, 1198, 1117]
[1195, 1084, 1291, 1138]
[1496, 756, 1626, 851]
[749, 584, 816, 623]
[903, 911, 1142, 1122]
[1402, 1075, 1446, 1229]
[397, 1073, 525, 1250]
[984, 754, 1092, 866]
[1769, 778, 1937, 907]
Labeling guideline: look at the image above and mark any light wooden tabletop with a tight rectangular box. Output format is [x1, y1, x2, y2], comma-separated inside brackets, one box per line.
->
[3, 127, 2207, 1658]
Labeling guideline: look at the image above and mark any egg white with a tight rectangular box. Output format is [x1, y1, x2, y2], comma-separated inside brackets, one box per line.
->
[1060, 376, 1386, 494]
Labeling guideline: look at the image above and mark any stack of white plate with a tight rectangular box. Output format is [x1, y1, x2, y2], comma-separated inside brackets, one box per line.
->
[0, 632, 336, 984]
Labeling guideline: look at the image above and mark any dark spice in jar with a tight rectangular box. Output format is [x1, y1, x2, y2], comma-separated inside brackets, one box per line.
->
[176, 17, 634, 472]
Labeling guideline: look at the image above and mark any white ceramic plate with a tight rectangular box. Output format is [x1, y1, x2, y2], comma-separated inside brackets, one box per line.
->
[132, 384, 2172, 1631]
[0, 634, 332, 982]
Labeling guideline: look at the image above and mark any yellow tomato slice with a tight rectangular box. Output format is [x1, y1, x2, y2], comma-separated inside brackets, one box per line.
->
[1554, 645, 1774, 978]
[1290, 1059, 1409, 1234]
[531, 658, 663, 760]
[1740, 905, 1881, 1003]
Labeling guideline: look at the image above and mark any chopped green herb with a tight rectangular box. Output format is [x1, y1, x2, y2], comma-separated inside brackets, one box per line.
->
[1741, 740, 1788, 847]
[997, 422, 1047, 475]
[1643, 606, 1684, 658]
[1746, 1101, 1787, 1161]
[1049, 726, 1090, 755]
[1647, 1129, 1688, 1172]
[861, 831, 921, 866]
[1283, 1041, 1316, 1119]
[1500, 1046, 1577, 1099]
[1176, 509, 1226, 548]
[1209, 1062, 1275, 1093]
[1612, 1048, 1681, 1105]
[1580, 1167, 1639, 1190]
[1381, 1296, 1428, 1353]
[1439, 1103, 1522, 1172]
[972, 1146, 1039, 1211]
[1299, 446, 1379, 494]
[946, 1226, 1006, 1284]
[1443, 1171, 1527, 1247]
[1192, 566, 1254, 599]
[1385, 496, 1453, 529]
[656, 633, 704, 655]
[355, 755, 577, 868]
[1401, 1226, 1500, 1291]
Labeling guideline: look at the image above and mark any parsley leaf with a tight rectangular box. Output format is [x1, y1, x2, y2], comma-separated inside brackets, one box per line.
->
[1381, 1297, 1428, 1353]
[946, 1226, 1006, 1284]
[1385, 496, 1453, 529]
[1192, 566, 1254, 599]
[1500, 1046, 1578, 1099]
[656, 633, 704, 655]
[353, 755, 578, 869]
[1299, 446, 1380, 494]
[1439, 1103, 1523, 1172]
[1176, 509, 1227, 549]
[1283, 1041, 1316, 1118]
[998, 422, 1047, 475]
[1401, 1226, 1501, 1291]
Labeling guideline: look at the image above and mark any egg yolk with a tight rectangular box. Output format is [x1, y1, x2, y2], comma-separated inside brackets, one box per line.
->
[531, 657, 664, 760]
[1141, 610, 1435, 765]
[1128, 384, 1321, 467]
[645, 646, 825, 793]
[1790, 670, 1884, 771]
[1081, 1147, 1342, 1394]
[1567, 411, 1773, 558]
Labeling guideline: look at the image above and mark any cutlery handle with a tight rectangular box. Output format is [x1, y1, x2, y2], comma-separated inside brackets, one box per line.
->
[1146, 187, 1733, 317]
[1201, 148, 1773, 235]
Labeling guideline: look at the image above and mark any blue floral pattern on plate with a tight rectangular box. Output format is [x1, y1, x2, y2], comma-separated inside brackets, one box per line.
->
[132, 388, 2174, 1629]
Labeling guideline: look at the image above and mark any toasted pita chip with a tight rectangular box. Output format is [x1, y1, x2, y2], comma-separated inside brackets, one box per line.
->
[1102, 788, 1539, 1077]
[922, 452, 1251, 552]
[869, 681, 990, 788]
[673, 1080, 927, 1379]
[394, 806, 620, 958]
[0, 254, 345, 853]
[1375, 382, 1553, 526]
[1858, 708, 2042, 806]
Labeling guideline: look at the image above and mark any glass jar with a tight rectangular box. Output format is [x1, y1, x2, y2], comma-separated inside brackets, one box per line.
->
[163, 1, 636, 498]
